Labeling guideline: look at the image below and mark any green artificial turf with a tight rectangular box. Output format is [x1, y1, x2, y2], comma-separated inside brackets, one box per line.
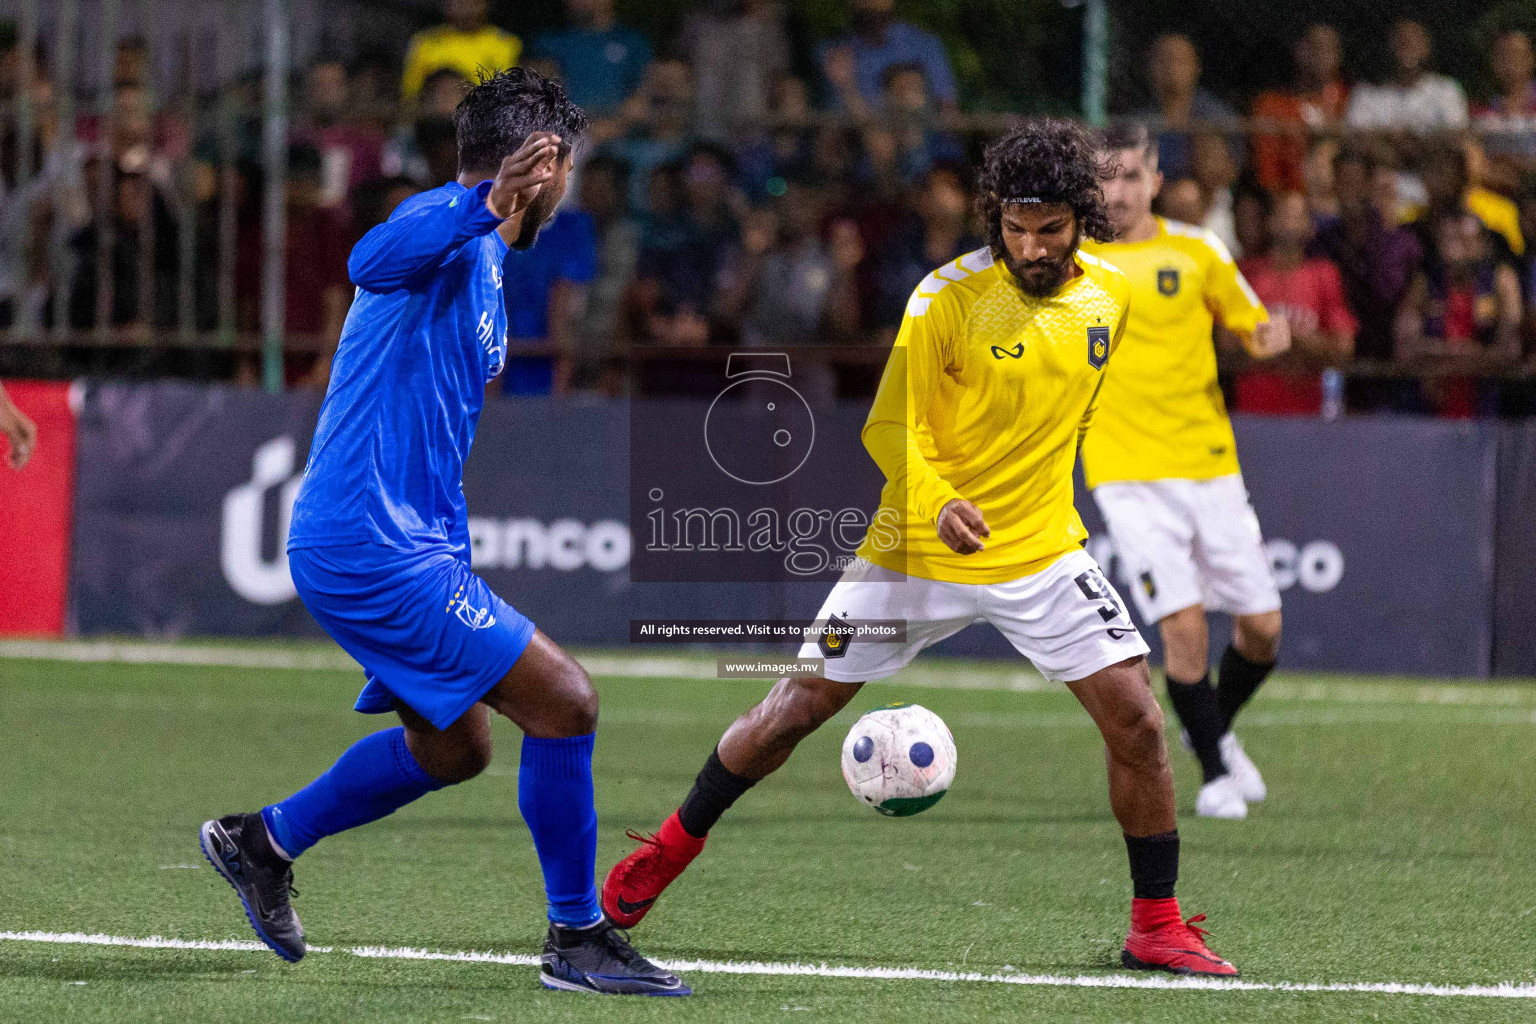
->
[1, 652, 1534, 1022]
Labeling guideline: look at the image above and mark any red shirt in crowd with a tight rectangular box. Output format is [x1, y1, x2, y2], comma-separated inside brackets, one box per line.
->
[1236, 255, 1357, 415]
[1249, 83, 1350, 192]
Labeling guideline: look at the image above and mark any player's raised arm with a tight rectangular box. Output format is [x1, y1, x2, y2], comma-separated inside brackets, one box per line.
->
[861, 292, 971, 540]
[347, 132, 562, 293]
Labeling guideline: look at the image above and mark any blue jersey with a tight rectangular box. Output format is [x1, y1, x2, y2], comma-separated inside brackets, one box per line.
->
[288, 180, 509, 559]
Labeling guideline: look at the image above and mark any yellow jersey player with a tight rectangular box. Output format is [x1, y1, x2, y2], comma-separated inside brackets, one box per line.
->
[604, 120, 1240, 978]
[1081, 122, 1291, 821]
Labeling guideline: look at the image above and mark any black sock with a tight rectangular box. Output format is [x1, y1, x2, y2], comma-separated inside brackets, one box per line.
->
[1124, 830, 1179, 900]
[1217, 644, 1275, 733]
[676, 748, 757, 838]
[1165, 672, 1227, 783]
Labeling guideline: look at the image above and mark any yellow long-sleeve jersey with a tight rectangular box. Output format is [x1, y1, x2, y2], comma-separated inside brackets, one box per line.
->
[1079, 218, 1268, 488]
[855, 246, 1131, 584]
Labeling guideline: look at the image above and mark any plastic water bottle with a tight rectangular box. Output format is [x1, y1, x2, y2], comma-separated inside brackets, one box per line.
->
[1320, 368, 1344, 421]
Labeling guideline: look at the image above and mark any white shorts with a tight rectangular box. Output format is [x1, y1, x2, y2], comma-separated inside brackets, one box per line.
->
[796, 548, 1150, 684]
[1091, 474, 1282, 624]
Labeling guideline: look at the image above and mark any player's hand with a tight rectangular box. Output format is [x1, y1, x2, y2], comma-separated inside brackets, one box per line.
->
[937, 499, 990, 555]
[1248, 316, 1292, 360]
[1, 401, 36, 470]
[486, 132, 562, 221]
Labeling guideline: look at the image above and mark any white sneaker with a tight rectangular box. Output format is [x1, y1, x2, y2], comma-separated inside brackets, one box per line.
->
[1195, 774, 1248, 819]
[1218, 733, 1266, 803]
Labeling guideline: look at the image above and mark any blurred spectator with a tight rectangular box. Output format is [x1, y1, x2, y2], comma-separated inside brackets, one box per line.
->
[384, 68, 470, 185]
[67, 157, 178, 330]
[533, 0, 651, 116]
[714, 182, 862, 405]
[1251, 24, 1350, 192]
[1233, 188, 1269, 260]
[1191, 131, 1240, 255]
[868, 162, 979, 331]
[1158, 177, 1206, 225]
[816, 0, 958, 113]
[735, 73, 816, 198]
[1346, 21, 1468, 134]
[234, 145, 351, 389]
[682, 0, 791, 142]
[604, 60, 695, 213]
[1407, 144, 1522, 265]
[349, 176, 423, 242]
[1311, 148, 1422, 388]
[384, 108, 462, 188]
[1302, 137, 1341, 220]
[1395, 209, 1521, 416]
[1474, 30, 1536, 163]
[293, 59, 385, 214]
[1137, 34, 1238, 182]
[499, 203, 598, 396]
[858, 63, 965, 186]
[1236, 191, 1357, 415]
[571, 155, 639, 391]
[400, 0, 521, 103]
[113, 36, 150, 90]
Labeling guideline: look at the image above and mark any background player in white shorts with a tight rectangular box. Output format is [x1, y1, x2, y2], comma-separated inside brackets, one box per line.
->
[603, 120, 1242, 978]
[1081, 122, 1291, 821]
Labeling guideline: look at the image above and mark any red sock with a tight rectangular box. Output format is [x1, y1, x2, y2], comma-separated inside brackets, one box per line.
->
[656, 809, 707, 859]
[1130, 896, 1183, 931]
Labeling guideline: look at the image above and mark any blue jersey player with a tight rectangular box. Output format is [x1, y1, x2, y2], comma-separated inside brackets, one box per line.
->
[199, 69, 687, 997]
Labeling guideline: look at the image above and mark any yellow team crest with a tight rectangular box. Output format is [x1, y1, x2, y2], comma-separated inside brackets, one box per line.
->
[1088, 326, 1110, 369]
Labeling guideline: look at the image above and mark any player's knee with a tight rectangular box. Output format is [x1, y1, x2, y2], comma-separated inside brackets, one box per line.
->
[1113, 702, 1167, 774]
[413, 729, 493, 785]
[772, 678, 846, 742]
[1235, 611, 1282, 663]
[548, 660, 600, 735]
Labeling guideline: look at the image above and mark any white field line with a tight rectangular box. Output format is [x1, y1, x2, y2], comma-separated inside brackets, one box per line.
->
[2, 930, 1533, 1000]
[3, 640, 1534, 707]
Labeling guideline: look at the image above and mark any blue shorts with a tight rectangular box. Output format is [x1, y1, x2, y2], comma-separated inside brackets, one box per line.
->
[289, 543, 537, 730]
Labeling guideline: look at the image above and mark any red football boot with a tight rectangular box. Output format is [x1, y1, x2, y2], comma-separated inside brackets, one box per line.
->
[602, 811, 707, 928]
[1121, 898, 1239, 977]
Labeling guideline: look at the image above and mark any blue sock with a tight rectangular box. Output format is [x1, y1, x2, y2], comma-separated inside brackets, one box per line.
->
[518, 733, 601, 927]
[262, 727, 446, 859]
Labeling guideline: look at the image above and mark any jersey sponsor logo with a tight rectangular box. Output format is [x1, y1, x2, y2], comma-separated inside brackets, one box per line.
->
[1157, 267, 1181, 296]
[990, 341, 1025, 360]
[1087, 326, 1110, 369]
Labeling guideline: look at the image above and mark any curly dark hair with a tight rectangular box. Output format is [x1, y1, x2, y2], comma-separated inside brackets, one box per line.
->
[454, 67, 589, 178]
[976, 118, 1114, 257]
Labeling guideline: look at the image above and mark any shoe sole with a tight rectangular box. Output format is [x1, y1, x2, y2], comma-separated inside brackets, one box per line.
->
[1121, 948, 1239, 978]
[198, 821, 304, 964]
[539, 969, 692, 997]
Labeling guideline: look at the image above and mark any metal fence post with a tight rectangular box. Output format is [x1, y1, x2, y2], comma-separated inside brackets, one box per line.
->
[260, 0, 289, 393]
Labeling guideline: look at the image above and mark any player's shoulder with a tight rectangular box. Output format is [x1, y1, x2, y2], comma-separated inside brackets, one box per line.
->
[1074, 249, 1131, 307]
[904, 246, 1001, 320]
[391, 182, 464, 220]
[1160, 218, 1237, 266]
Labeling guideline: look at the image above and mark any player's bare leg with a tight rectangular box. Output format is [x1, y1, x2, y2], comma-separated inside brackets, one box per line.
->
[603, 676, 862, 927]
[1067, 654, 1237, 976]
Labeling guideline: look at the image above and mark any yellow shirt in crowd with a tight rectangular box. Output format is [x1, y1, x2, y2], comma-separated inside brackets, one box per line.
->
[401, 25, 523, 101]
[856, 247, 1131, 584]
[1079, 218, 1268, 488]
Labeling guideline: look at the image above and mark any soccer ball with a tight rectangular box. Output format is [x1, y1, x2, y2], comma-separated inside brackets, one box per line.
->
[840, 702, 957, 816]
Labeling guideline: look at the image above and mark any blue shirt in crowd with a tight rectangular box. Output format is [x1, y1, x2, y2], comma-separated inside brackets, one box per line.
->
[500, 207, 598, 395]
[815, 22, 959, 108]
[533, 26, 651, 114]
[288, 179, 508, 560]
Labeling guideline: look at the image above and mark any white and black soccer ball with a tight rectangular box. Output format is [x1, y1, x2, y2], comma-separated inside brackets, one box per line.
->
[840, 702, 957, 816]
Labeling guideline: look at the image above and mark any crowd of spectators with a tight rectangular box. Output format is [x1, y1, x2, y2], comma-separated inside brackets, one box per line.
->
[5, 2, 1536, 416]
